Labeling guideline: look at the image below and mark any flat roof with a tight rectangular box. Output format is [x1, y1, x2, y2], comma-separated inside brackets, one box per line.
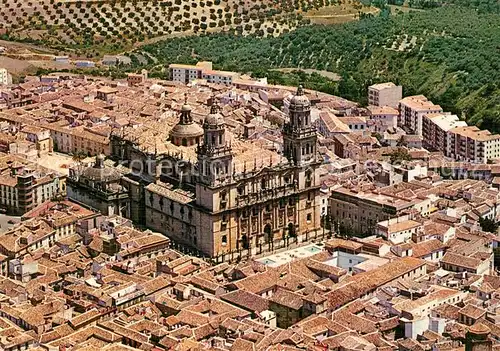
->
[353, 254, 389, 272]
[400, 95, 442, 112]
[169, 63, 200, 70]
[449, 126, 500, 142]
[426, 113, 468, 132]
[369, 82, 398, 90]
[202, 70, 238, 77]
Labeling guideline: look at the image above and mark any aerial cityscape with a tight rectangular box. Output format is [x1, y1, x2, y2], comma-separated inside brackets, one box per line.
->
[0, 0, 499, 350]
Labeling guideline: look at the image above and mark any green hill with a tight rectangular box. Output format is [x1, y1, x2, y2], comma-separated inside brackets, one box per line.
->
[140, 5, 500, 132]
[0, 0, 339, 55]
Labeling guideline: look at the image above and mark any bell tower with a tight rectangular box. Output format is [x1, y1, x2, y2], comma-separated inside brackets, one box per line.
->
[282, 85, 317, 166]
[196, 103, 233, 187]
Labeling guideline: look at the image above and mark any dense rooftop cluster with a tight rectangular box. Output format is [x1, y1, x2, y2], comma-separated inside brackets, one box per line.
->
[0, 200, 498, 350]
[0, 70, 499, 350]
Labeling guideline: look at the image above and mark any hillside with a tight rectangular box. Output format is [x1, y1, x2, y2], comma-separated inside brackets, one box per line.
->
[0, 0, 345, 56]
[137, 5, 500, 132]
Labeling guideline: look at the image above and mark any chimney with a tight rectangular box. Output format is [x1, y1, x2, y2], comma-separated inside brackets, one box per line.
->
[243, 123, 255, 139]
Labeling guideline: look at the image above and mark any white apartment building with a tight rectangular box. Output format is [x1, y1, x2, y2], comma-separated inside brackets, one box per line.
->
[421, 111, 500, 163]
[0, 68, 12, 85]
[399, 95, 443, 136]
[422, 113, 467, 152]
[368, 82, 402, 108]
[169, 63, 205, 84]
[169, 61, 239, 85]
[202, 69, 238, 85]
[447, 126, 500, 164]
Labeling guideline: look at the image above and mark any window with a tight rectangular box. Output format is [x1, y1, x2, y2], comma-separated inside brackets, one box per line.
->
[305, 170, 312, 187]
[237, 185, 245, 195]
[221, 215, 228, 230]
[307, 213, 312, 222]
[222, 235, 227, 246]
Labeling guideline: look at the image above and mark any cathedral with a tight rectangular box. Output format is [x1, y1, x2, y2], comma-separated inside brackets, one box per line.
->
[101, 85, 323, 260]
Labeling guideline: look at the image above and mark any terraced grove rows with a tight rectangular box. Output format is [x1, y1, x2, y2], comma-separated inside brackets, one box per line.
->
[0, 0, 339, 51]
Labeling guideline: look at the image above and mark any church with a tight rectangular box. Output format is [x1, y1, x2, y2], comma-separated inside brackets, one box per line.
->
[102, 86, 322, 261]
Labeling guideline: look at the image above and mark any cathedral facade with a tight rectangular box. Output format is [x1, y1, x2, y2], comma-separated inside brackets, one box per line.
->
[108, 86, 322, 260]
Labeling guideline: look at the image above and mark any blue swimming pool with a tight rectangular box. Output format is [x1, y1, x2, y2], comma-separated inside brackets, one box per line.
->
[305, 245, 322, 253]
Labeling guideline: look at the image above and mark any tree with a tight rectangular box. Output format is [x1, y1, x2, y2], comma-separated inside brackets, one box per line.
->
[72, 150, 87, 163]
[479, 217, 498, 234]
[396, 135, 407, 147]
[389, 148, 412, 163]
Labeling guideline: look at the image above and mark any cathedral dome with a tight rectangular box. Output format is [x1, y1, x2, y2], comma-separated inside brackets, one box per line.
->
[289, 85, 310, 108]
[468, 323, 491, 336]
[171, 123, 204, 139]
[170, 96, 203, 146]
[205, 104, 225, 127]
[81, 163, 121, 182]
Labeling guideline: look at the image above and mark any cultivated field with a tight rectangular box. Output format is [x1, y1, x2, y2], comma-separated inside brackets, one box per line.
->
[304, 2, 380, 24]
[0, 0, 341, 55]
